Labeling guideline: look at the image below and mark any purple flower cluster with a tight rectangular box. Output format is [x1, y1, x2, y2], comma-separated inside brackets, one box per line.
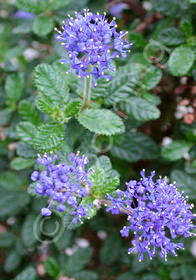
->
[55, 9, 131, 86]
[105, 170, 195, 261]
[31, 152, 92, 223]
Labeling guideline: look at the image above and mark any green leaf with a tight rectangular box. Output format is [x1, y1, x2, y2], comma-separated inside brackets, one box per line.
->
[88, 167, 105, 196]
[105, 63, 143, 105]
[5, 73, 24, 105]
[64, 98, 83, 117]
[128, 31, 147, 48]
[64, 247, 92, 275]
[139, 66, 162, 90]
[73, 270, 98, 280]
[16, 0, 47, 14]
[120, 97, 160, 122]
[168, 45, 195, 76]
[54, 231, 72, 250]
[63, 208, 82, 230]
[78, 109, 125, 136]
[4, 46, 26, 61]
[16, 142, 37, 158]
[14, 266, 36, 280]
[16, 121, 37, 146]
[100, 233, 121, 265]
[158, 27, 185, 46]
[94, 156, 113, 179]
[150, 0, 190, 17]
[21, 213, 37, 247]
[4, 250, 21, 272]
[0, 171, 25, 191]
[161, 141, 191, 161]
[33, 64, 70, 105]
[13, 21, 33, 34]
[44, 257, 60, 279]
[117, 272, 139, 280]
[103, 177, 120, 195]
[33, 15, 54, 36]
[10, 157, 35, 170]
[111, 132, 160, 162]
[171, 170, 196, 199]
[33, 122, 64, 151]
[0, 232, 16, 248]
[47, 0, 72, 10]
[0, 108, 13, 126]
[0, 190, 30, 218]
[18, 100, 40, 124]
[180, 19, 193, 37]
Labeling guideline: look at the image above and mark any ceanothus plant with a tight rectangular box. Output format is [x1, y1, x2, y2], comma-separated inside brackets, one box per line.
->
[30, 9, 195, 262]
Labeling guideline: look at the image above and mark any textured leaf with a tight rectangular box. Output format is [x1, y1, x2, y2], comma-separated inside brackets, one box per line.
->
[18, 100, 40, 124]
[10, 157, 35, 170]
[120, 97, 160, 122]
[33, 64, 70, 105]
[16, 122, 36, 146]
[158, 28, 185, 46]
[44, 257, 60, 278]
[16, 142, 37, 158]
[81, 196, 98, 218]
[4, 250, 21, 272]
[64, 98, 83, 117]
[128, 31, 147, 48]
[161, 141, 191, 161]
[110, 132, 160, 162]
[64, 247, 92, 275]
[78, 109, 125, 136]
[34, 122, 64, 151]
[100, 233, 121, 265]
[88, 167, 105, 197]
[150, 0, 190, 17]
[36, 95, 54, 114]
[105, 63, 143, 105]
[16, 0, 47, 14]
[171, 170, 196, 199]
[140, 66, 162, 89]
[5, 73, 24, 105]
[33, 15, 54, 36]
[14, 266, 36, 280]
[168, 45, 195, 76]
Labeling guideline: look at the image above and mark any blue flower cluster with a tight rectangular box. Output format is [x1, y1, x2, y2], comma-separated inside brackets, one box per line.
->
[31, 152, 92, 223]
[55, 9, 131, 86]
[105, 170, 195, 261]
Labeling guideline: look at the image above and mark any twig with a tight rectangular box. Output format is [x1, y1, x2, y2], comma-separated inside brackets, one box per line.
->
[134, 12, 163, 33]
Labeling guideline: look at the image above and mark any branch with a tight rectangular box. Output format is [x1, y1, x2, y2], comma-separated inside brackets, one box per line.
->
[134, 12, 163, 33]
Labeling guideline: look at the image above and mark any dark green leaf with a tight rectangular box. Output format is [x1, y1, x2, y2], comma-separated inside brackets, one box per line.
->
[4, 250, 21, 272]
[150, 0, 190, 17]
[158, 28, 185, 46]
[16, 142, 37, 158]
[21, 213, 37, 247]
[0, 171, 25, 191]
[0, 232, 16, 248]
[111, 132, 160, 162]
[128, 32, 147, 48]
[168, 45, 195, 76]
[10, 157, 35, 170]
[65, 247, 92, 275]
[100, 233, 121, 265]
[16, 0, 47, 14]
[44, 257, 60, 279]
[171, 170, 196, 199]
[140, 66, 162, 89]
[14, 266, 36, 280]
[78, 109, 125, 136]
[120, 97, 160, 122]
[161, 141, 191, 161]
[180, 19, 193, 37]
[73, 270, 98, 280]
